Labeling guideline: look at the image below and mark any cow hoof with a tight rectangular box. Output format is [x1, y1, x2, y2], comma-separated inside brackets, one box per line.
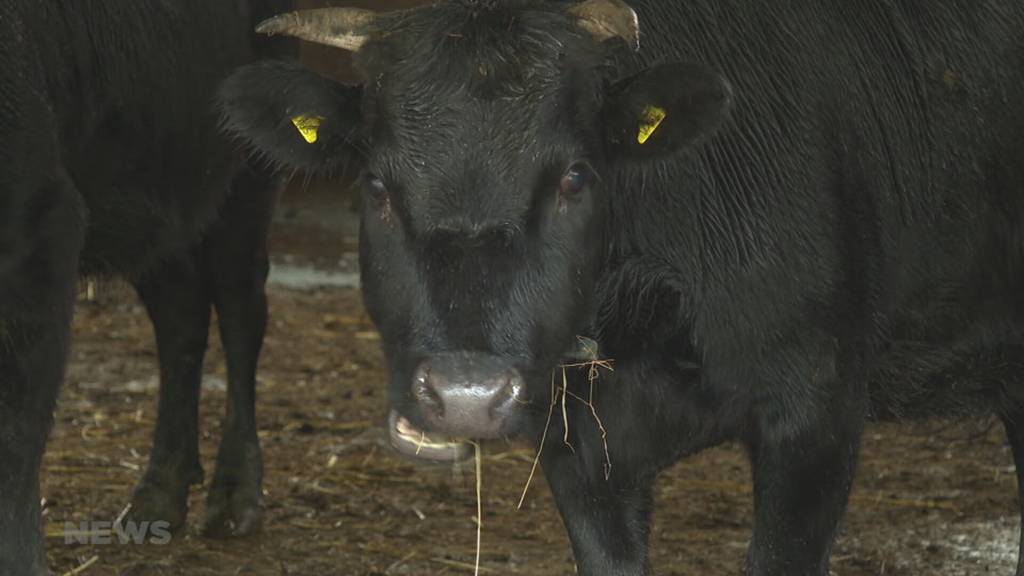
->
[200, 439, 263, 538]
[126, 476, 190, 533]
[199, 484, 263, 538]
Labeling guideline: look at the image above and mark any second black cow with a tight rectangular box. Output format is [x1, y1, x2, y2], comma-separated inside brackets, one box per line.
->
[0, 1, 292, 574]
[223, 1, 1024, 574]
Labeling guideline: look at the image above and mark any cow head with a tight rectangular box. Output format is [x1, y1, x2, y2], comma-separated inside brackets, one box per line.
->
[220, 0, 730, 461]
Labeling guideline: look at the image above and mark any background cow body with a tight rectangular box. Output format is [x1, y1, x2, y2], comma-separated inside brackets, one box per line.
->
[223, 1, 1024, 574]
[0, 1, 292, 573]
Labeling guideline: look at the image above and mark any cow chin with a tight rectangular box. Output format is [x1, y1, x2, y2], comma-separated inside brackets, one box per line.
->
[387, 409, 477, 464]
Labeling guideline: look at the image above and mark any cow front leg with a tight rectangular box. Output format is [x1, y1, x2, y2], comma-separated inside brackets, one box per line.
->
[0, 267, 78, 576]
[0, 166, 84, 576]
[1001, 416, 1024, 576]
[199, 165, 278, 538]
[540, 383, 659, 576]
[542, 446, 654, 576]
[744, 380, 866, 576]
[128, 254, 211, 533]
[536, 352, 721, 576]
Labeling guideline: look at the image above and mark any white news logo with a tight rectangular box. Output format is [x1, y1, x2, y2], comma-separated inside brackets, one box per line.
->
[62, 521, 172, 545]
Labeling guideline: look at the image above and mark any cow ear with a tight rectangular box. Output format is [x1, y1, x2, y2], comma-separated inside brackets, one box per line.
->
[219, 60, 362, 174]
[603, 62, 731, 160]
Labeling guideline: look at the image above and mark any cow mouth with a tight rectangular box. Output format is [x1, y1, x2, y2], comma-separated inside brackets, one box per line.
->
[387, 409, 473, 463]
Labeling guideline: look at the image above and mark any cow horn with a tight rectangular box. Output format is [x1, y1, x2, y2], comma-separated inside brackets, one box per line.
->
[568, 0, 640, 51]
[255, 8, 376, 52]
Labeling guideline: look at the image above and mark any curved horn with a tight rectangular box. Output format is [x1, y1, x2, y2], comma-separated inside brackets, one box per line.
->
[568, 0, 640, 52]
[256, 8, 376, 52]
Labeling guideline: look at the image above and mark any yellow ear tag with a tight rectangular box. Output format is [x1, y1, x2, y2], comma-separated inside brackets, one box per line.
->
[291, 114, 324, 144]
[637, 105, 667, 145]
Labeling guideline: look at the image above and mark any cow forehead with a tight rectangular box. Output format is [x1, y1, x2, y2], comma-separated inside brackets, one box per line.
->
[367, 66, 585, 170]
[373, 97, 572, 230]
[382, 92, 557, 158]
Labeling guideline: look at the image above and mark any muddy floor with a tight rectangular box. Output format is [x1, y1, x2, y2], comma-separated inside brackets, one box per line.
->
[42, 184, 1023, 576]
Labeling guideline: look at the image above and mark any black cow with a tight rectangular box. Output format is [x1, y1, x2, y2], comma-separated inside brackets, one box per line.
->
[222, 0, 1024, 574]
[0, 1, 292, 573]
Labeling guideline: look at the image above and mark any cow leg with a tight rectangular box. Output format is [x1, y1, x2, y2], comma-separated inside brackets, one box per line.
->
[0, 169, 84, 576]
[537, 355, 716, 576]
[539, 362, 670, 576]
[127, 253, 210, 532]
[542, 444, 654, 576]
[744, 377, 866, 576]
[199, 165, 278, 538]
[1001, 416, 1024, 576]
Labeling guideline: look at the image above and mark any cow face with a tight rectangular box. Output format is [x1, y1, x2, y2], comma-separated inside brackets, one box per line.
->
[220, 0, 730, 460]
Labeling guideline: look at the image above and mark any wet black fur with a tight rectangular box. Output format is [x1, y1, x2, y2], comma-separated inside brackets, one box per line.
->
[0, 1, 293, 573]
[222, 1, 1024, 575]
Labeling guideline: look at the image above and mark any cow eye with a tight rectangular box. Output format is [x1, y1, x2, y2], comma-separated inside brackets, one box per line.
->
[363, 173, 389, 201]
[559, 164, 590, 198]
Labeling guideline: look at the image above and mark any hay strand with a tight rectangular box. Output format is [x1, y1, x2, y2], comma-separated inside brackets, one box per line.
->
[560, 368, 574, 452]
[61, 555, 99, 576]
[473, 441, 483, 576]
[518, 358, 615, 508]
[517, 372, 558, 509]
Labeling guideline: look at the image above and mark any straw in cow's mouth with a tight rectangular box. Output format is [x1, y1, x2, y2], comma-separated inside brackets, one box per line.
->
[387, 410, 473, 463]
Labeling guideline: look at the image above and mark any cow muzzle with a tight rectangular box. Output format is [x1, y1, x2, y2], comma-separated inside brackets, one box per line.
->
[412, 353, 525, 438]
[388, 353, 525, 462]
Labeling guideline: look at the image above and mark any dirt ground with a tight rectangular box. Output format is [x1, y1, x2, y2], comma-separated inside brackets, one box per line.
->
[42, 184, 1023, 576]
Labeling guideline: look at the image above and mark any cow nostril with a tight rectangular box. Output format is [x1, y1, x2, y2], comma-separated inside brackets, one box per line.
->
[412, 365, 444, 415]
[489, 370, 525, 416]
